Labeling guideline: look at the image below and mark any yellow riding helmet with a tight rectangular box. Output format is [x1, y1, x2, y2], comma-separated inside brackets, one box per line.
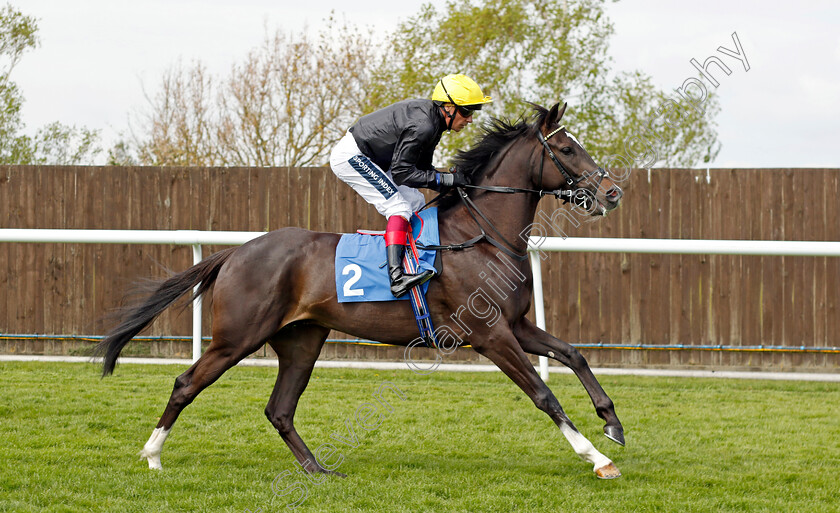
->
[432, 74, 492, 109]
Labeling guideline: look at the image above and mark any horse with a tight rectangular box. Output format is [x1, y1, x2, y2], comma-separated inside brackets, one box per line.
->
[97, 102, 626, 479]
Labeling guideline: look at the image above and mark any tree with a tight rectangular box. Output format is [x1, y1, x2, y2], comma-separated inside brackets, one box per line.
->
[132, 1, 718, 170]
[134, 61, 216, 166]
[0, 3, 38, 163]
[30, 122, 102, 165]
[106, 138, 137, 166]
[132, 16, 375, 167]
[366, 0, 720, 168]
[0, 3, 101, 165]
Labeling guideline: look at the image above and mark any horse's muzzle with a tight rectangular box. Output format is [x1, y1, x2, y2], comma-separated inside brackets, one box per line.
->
[603, 185, 623, 208]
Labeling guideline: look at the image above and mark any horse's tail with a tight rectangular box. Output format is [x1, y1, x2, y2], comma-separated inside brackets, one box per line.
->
[96, 247, 237, 377]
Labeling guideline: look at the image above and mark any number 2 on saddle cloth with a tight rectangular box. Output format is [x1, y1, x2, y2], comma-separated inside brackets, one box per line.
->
[334, 208, 442, 347]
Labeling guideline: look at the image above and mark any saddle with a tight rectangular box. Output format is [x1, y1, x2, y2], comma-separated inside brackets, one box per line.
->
[334, 208, 442, 347]
[334, 208, 441, 303]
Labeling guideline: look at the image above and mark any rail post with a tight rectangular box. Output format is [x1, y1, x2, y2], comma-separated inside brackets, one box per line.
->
[529, 250, 550, 381]
[191, 244, 203, 362]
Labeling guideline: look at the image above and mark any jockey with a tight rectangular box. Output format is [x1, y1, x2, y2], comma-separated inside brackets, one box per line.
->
[330, 74, 492, 297]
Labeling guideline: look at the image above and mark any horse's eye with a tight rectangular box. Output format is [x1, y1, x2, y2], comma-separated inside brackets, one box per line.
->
[560, 147, 573, 155]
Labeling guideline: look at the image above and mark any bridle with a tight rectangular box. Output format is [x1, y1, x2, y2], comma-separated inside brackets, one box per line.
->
[459, 125, 609, 207]
[418, 125, 611, 261]
[535, 125, 609, 211]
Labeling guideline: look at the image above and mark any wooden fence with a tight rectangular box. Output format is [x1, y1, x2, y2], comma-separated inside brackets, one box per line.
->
[1, 165, 838, 370]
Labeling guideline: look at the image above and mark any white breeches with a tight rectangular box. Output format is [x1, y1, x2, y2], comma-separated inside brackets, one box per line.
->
[329, 132, 426, 220]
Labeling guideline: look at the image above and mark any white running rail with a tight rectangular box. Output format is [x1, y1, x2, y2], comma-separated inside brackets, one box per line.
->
[2, 229, 839, 377]
[529, 237, 840, 380]
[0, 229, 264, 362]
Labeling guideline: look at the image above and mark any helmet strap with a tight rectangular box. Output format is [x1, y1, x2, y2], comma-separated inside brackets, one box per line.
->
[445, 106, 456, 131]
[439, 78, 458, 131]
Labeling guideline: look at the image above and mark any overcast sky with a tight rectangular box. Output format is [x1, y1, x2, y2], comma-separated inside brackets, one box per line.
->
[13, 0, 840, 168]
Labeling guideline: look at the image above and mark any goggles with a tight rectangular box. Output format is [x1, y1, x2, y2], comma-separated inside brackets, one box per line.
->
[457, 105, 477, 118]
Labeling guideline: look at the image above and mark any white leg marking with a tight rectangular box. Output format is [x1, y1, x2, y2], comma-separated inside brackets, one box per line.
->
[139, 427, 170, 470]
[560, 423, 612, 471]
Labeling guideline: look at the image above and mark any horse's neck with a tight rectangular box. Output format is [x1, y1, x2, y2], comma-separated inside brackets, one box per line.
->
[455, 145, 542, 255]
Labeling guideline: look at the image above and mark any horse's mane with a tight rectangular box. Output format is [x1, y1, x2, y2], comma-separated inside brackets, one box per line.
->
[438, 104, 550, 211]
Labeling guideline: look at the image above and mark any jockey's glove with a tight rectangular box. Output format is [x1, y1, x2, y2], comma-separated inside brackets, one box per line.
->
[436, 170, 469, 188]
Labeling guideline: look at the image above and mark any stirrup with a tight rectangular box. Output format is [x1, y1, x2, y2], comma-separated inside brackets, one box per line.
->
[387, 243, 433, 297]
[390, 269, 434, 298]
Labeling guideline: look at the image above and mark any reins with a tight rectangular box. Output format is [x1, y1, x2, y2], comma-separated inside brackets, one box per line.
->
[416, 184, 554, 261]
[416, 183, 573, 262]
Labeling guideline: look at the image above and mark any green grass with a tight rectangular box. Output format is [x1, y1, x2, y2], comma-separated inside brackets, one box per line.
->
[1, 361, 838, 512]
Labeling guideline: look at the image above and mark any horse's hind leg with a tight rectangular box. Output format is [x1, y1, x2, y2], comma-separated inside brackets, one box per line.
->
[264, 324, 342, 476]
[513, 318, 624, 446]
[140, 335, 265, 469]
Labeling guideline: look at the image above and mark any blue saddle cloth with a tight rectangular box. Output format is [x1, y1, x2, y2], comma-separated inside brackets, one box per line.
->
[335, 208, 439, 303]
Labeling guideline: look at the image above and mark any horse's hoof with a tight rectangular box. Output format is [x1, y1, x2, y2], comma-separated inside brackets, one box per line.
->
[604, 425, 625, 446]
[139, 448, 162, 470]
[595, 462, 621, 479]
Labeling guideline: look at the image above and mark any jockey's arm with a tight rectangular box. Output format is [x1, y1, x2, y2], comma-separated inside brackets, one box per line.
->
[391, 166, 440, 189]
[389, 123, 444, 190]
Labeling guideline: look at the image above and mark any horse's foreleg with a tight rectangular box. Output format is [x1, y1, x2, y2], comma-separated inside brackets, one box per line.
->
[513, 318, 625, 446]
[472, 333, 620, 479]
[265, 325, 344, 477]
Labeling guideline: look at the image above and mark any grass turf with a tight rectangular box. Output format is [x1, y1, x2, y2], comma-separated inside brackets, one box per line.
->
[1, 361, 838, 512]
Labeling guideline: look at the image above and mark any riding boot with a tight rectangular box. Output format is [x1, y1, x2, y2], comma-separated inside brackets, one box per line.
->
[384, 215, 434, 298]
[387, 243, 434, 298]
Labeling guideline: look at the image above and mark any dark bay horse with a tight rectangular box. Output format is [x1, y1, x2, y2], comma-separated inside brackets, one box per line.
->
[97, 102, 626, 479]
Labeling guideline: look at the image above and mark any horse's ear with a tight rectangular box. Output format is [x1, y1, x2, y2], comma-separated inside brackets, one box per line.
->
[545, 103, 560, 127]
[557, 102, 567, 122]
[544, 102, 567, 127]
